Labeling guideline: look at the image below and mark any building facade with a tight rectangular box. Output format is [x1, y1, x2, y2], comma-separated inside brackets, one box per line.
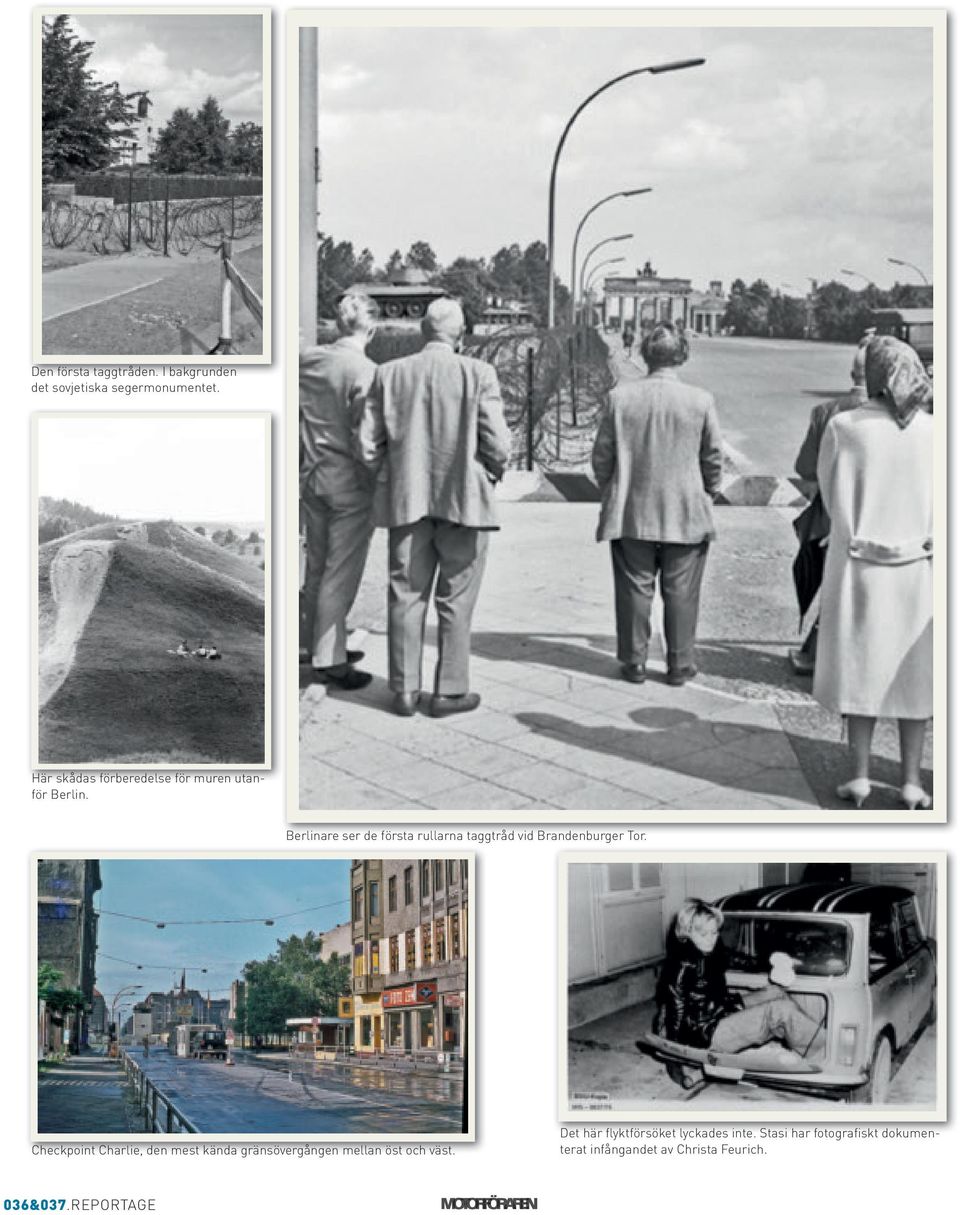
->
[37, 859, 102, 1053]
[351, 859, 468, 1061]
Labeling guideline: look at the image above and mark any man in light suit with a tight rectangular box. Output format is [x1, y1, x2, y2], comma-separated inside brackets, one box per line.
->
[359, 298, 511, 717]
[592, 322, 724, 686]
[299, 293, 380, 690]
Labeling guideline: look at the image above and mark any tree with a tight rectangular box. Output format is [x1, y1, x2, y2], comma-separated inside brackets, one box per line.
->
[381, 249, 404, 279]
[246, 529, 261, 544]
[240, 932, 350, 1038]
[230, 122, 263, 176]
[41, 15, 137, 182]
[38, 962, 85, 1012]
[151, 107, 202, 174]
[194, 526, 206, 536]
[316, 234, 372, 318]
[406, 240, 439, 273]
[194, 96, 232, 174]
[437, 257, 494, 331]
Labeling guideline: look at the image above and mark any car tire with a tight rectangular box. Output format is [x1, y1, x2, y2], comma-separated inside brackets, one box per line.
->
[851, 1034, 893, 1105]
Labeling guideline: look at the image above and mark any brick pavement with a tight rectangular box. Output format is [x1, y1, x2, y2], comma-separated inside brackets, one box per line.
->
[299, 504, 933, 818]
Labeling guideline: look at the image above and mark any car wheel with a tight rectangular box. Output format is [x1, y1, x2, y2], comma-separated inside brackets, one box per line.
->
[852, 1034, 893, 1104]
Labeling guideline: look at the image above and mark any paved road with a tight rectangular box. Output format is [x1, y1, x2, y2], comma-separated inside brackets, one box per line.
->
[300, 503, 933, 817]
[37, 1051, 133, 1134]
[125, 1048, 465, 1135]
[40, 240, 263, 357]
[668, 335, 857, 476]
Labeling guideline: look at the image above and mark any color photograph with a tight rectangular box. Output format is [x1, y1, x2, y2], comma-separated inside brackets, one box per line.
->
[35, 855, 472, 1138]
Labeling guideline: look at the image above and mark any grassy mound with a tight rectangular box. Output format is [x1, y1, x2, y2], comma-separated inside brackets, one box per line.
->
[38, 527, 265, 765]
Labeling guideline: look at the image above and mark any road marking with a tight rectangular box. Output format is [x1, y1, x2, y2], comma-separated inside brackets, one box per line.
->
[43, 278, 165, 322]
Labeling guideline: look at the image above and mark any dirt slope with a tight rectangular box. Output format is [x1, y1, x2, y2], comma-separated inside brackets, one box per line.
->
[38, 523, 265, 764]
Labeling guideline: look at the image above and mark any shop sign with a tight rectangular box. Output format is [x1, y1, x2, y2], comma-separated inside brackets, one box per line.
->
[443, 994, 463, 1009]
[383, 982, 437, 1008]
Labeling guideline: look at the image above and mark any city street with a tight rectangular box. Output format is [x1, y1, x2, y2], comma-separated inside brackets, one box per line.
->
[123, 1047, 465, 1135]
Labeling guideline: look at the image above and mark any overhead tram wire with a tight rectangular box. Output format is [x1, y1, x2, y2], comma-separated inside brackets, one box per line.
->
[95, 894, 350, 929]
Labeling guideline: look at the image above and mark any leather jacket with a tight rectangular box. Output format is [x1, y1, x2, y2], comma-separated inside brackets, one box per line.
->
[653, 938, 744, 1048]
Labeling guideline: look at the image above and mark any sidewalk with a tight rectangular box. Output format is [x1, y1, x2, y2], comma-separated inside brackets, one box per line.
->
[40, 240, 263, 357]
[37, 1051, 133, 1134]
[299, 503, 933, 817]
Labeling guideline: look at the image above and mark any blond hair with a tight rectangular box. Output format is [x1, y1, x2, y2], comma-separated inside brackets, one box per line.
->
[675, 898, 723, 941]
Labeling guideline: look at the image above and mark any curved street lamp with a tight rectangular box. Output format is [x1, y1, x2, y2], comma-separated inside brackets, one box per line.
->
[582, 257, 626, 326]
[579, 233, 633, 311]
[841, 268, 872, 287]
[887, 256, 929, 286]
[570, 187, 651, 322]
[546, 58, 706, 327]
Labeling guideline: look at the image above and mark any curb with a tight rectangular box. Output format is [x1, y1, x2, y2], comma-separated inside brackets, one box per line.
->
[500, 470, 811, 507]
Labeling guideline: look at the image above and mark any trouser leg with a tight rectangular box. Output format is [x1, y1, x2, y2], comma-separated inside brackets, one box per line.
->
[301, 489, 331, 658]
[659, 541, 709, 672]
[388, 519, 438, 693]
[710, 995, 825, 1060]
[611, 539, 658, 666]
[432, 523, 490, 695]
[311, 490, 375, 668]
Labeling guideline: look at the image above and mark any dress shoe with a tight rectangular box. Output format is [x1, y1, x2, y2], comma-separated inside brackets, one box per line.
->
[430, 692, 481, 718]
[346, 649, 364, 665]
[620, 663, 646, 684]
[392, 691, 420, 717]
[313, 666, 372, 691]
[666, 666, 698, 687]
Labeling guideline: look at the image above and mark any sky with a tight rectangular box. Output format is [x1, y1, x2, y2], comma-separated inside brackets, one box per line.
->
[311, 22, 935, 292]
[92, 859, 352, 1009]
[37, 415, 267, 522]
[66, 12, 264, 132]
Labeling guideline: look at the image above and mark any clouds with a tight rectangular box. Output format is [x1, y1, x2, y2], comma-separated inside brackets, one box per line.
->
[311, 22, 934, 287]
[67, 14, 263, 128]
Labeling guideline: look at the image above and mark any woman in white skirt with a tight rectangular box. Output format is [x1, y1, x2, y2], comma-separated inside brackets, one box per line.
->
[814, 336, 933, 810]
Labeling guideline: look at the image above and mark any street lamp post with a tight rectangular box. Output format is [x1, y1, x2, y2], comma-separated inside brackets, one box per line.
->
[570, 187, 651, 323]
[578, 233, 632, 319]
[110, 986, 142, 1056]
[840, 268, 872, 287]
[887, 256, 929, 286]
[583, 257, 626, 326]
[545, 58, 705, 328]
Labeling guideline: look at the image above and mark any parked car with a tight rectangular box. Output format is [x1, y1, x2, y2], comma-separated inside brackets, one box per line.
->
[640, 882, 936, 1103]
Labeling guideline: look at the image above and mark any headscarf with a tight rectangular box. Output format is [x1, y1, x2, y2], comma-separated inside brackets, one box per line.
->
[864, 335, 933, 428]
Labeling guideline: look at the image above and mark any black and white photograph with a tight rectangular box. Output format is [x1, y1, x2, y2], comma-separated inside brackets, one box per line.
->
[292, 13, 943, 823]
[35, 855, 472, 1138]
[34, 412, 269, 767]
[561, 855, 944, 1120]
[36, 8, 269, 361]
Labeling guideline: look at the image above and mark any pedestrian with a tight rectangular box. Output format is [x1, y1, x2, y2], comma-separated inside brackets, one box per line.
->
[141, 1036, 150, 1058]
[591, 321, 724, 685]
[814, 335, 933, 809]
[299, 293, 380, 691]
[621, 323, 634, 355]
[788, 333, 872, 675]
[359, 298, 511, 717]
[648, 899, 824, 1089]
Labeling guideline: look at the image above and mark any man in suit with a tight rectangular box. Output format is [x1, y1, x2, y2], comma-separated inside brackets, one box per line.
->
[299, 293, 380, 690]
[592, 322, 724, 685]
[359, 298, 511, 716]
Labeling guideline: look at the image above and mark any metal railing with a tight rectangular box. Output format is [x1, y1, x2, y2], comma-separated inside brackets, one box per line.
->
[120, 1050, 199, 1134]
